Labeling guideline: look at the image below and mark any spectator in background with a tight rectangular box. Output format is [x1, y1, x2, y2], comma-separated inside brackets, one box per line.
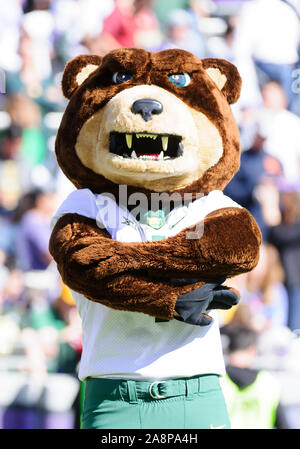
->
[21, 6, 55, 81]
[224, 243, 289, 332]
[22, 282, 82, 375]
[0, 190, 42, 262]
[0, 94, 53, 217]
[98, 0, 163, 54]
[55, 0, 114, 60]
[232, 0, 300, 107]
[6, 94, 47, 168]
[0, 0, 23, 72]
[25, 0, 53, 12]
[0, 122, 32, 212]
[258, 81, 300, 184]
[221, 325, 290, 429]
[100, 0, 138, 51]
[133, 0, 163, 51]
[186, 0, 214, 52]
[188, 0, 214, 20]
[159, 9, 206, 58]
[220, 301, 256, 332]
[0, 123, 22, 161]
[224, 121, 282, 240]
[242, 244, 289, 331]
[207, 17, 236, 62]
[16, 189, 58, 271]
[1, 268, 25, 323]
[6, 29, 63, 116]
[0, 259, 24, 357]
[269, 186, 300, 331]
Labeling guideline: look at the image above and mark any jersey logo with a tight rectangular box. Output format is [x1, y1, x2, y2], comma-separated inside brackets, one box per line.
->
[144, 210, 166, 230]
[121, 217, 137, 229]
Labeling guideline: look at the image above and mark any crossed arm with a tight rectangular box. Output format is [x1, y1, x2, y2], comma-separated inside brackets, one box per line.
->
[49, 206, 261, 320]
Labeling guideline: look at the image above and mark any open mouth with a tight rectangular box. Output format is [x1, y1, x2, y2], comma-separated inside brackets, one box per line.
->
[109, 132, 183, 161]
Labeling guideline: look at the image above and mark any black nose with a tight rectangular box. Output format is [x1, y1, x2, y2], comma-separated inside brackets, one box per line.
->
[131, 98, 163, 122]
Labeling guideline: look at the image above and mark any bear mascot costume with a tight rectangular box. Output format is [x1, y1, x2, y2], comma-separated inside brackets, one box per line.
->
[49, 48, 261, 429]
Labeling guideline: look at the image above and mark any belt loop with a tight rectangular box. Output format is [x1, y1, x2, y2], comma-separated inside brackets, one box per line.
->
[127, 380, 138, 404]
[186, 378, 197, 401]
[198, 375, 202, 394]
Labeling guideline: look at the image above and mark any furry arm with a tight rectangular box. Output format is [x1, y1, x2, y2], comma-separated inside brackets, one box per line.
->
[49, 206, 261, 319]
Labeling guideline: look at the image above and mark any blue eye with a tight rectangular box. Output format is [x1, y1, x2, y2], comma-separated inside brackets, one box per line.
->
[168, 73, 191, 87]
[112, 72, 133, 84]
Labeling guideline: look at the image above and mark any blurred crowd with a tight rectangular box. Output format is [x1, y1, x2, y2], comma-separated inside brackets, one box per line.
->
[0, 0, 300, 429]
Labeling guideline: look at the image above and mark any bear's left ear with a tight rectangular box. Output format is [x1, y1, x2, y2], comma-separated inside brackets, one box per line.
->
[202, 58, 242, 104]
[61, 54, 102, 99]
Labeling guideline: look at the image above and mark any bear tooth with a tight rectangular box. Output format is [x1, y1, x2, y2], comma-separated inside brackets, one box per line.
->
[161, 136, 168, 151]
[126, 134, 132, 148]
[158, 151, 164, 160]
[136, 133, 157, 139]
[131, 150, 137, 158]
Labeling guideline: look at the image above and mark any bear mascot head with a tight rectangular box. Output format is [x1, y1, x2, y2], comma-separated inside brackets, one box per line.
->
[56, 48, 241, 197]
[50, 48, 261, 323]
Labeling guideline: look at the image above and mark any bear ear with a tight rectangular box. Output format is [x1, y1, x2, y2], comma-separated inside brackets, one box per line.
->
[202, 58, 242, 104]
[61, 54, 102, 99]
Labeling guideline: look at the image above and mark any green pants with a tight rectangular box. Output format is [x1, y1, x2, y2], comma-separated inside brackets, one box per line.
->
[81, 374, 230, 429]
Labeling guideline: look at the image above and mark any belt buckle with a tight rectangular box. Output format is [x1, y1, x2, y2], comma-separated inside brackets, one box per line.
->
[149, 381, 166, 399]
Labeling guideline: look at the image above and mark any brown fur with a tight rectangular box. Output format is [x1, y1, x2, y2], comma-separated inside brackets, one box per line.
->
[49, 207, 261, 319]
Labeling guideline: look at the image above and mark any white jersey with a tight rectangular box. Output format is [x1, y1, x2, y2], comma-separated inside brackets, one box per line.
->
[52, 188, 241, 381]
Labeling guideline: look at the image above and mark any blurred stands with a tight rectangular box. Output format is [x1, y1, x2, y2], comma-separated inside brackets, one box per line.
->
[0, 0, 300, 429]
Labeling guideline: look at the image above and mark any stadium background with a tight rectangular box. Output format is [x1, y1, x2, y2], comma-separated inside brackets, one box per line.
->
[0, 0, 300, 429]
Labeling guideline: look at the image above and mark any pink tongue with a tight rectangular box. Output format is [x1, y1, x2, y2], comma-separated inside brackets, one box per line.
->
[137, 153, 159, 159]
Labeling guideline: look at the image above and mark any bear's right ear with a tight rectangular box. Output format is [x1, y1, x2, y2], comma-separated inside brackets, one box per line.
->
[61, 54, 102, 99]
